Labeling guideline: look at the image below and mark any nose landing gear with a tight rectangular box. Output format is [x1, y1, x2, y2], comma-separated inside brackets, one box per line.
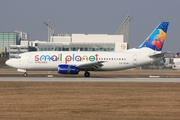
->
[17, 69, 27, 77]
[23, 72, 27, 77]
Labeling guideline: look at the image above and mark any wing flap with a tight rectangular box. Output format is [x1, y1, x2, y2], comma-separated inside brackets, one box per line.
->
[76, 61, 106, 71]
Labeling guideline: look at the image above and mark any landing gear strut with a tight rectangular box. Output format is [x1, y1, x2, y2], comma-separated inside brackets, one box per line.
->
[84, 71, 90, 77]
[23, 72, 27, 77]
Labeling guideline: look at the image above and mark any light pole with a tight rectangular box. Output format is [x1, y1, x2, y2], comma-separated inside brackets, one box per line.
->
[44, 20, 55, 42]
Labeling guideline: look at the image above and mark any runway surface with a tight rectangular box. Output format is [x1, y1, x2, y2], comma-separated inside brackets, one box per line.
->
[0, 77, 180, 82]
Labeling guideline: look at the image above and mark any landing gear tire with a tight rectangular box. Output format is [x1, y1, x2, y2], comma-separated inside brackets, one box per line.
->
[84, 71, 90, 77]
[23, 72, 27, 77]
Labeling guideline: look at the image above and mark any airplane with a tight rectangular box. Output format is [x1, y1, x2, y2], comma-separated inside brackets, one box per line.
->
[6, 22, 169, 77]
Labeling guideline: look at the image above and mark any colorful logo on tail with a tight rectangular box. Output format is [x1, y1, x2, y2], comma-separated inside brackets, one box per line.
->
[138, 22, 169, 51]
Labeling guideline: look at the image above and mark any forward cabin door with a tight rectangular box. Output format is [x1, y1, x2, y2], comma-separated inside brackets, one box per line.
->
[27, 53, 33, 64]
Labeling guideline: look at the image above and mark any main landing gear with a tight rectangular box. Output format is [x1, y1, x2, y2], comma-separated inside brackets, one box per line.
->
[84, 71, 90, 77]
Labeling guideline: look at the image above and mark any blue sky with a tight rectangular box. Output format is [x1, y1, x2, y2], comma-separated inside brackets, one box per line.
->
[0, 0, 179, 52]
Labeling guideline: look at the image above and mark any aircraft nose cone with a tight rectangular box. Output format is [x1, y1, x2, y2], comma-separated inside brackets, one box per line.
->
[5, 60, 11, 66]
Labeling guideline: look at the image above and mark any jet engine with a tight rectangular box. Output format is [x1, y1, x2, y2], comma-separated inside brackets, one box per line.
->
[58, 64, 78, 74]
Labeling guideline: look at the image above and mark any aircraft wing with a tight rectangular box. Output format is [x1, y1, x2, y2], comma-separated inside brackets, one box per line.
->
[149, 52, 170, 58]
[76, 61, 106, 71]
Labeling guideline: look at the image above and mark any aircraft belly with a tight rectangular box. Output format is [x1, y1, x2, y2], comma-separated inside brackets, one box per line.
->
[24, 62, 58, 70]
[101, 62, 121, 70]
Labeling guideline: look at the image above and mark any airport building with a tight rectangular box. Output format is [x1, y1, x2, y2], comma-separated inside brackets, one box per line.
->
[8, 32, 126, 58]
[0, 32, 19, 57]
[33, 34, 126, 52]
[0, 31, 29, 58]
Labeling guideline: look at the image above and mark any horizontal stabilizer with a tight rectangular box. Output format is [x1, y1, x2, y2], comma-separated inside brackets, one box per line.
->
[149, 52, 170, 58]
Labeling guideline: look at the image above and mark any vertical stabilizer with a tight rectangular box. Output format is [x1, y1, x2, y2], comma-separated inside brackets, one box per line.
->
[138, 22, 169, 51]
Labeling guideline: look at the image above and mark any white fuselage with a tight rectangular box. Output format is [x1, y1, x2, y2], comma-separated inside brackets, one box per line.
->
[6, 47, 163, 71]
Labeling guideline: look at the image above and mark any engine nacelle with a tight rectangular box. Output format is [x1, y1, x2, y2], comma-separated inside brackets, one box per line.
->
[58, 64, 78, 74]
